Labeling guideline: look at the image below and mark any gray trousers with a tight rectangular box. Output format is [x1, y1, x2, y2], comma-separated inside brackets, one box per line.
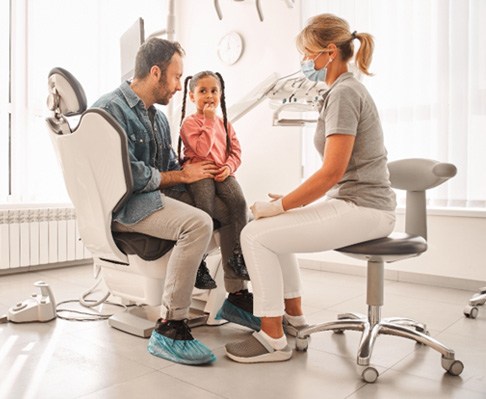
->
[186, 176, 248, 252]
[113, 189, 247, 320]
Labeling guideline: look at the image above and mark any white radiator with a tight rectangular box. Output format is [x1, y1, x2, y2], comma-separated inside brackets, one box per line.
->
[0, 207, 91, 270]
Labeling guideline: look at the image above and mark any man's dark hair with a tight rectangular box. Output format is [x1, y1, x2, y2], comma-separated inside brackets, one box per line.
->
[133, 38, 185, 80]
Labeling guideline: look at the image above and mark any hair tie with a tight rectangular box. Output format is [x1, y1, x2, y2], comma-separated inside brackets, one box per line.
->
[351, 31, 357, 39]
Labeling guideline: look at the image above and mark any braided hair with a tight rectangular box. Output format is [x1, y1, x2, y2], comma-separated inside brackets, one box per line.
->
[178, 71, 231, 163]
[178, 75, 192, 163]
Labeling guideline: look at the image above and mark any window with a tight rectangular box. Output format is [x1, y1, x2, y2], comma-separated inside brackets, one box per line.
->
[302, 0, 486, 209]
[0, 0, 167, 204]
[0, 1, 12, 201]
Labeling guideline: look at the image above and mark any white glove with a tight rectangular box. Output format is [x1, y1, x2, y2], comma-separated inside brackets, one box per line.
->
[250, 198, 284, 220]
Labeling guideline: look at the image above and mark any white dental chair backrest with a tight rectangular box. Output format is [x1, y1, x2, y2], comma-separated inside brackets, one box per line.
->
[46, 67, 132, 264]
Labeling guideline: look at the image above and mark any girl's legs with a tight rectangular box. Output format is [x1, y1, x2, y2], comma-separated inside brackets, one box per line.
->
[215, 176, 248, 247]
[186, 178, 217, 219]
[215, 176, 250, 279]
[172, 183, 249, 294]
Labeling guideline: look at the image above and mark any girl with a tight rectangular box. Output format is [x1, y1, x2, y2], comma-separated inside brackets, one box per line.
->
[179, 71, 250, 288]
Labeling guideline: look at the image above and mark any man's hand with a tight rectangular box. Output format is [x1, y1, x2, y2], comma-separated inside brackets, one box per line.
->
[181, 160, 218, 183]
[214, 165, 231, 182]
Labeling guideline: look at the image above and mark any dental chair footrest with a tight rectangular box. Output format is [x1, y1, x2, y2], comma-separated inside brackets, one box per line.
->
[109, 311, 155, 338]
[108, 306, 210, 338]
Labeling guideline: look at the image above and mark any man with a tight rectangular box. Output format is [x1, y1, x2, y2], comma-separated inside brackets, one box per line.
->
[92, 38, 258, 365]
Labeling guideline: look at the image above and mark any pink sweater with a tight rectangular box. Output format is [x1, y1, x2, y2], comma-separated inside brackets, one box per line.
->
[180, 113, 242, 174]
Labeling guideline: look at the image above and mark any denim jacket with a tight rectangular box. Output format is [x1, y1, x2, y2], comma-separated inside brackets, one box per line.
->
[92, 81, 184, 225]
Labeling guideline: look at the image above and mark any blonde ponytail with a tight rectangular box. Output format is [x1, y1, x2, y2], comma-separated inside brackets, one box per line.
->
[296, 13, 375, 76]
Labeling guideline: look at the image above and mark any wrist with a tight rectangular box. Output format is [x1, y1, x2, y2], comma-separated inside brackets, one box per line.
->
[178, 168, 189, 184]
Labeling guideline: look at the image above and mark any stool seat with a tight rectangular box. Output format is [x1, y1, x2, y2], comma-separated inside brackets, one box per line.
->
[336, 232, 427, 257]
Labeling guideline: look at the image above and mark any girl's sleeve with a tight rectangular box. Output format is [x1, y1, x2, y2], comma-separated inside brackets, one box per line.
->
[180, 116, 216, 158]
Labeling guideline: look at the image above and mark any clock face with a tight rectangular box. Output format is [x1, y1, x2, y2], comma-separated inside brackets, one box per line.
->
[217, 31, 244, 65]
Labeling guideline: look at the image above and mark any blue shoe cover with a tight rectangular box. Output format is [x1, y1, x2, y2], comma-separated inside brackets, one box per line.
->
[147, 330, 216, 365]
[215, 299, 261, 331]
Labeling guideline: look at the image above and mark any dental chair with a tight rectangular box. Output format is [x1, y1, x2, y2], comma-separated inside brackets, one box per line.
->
[295, 158, 464, 383]
[464, 288, 486, 319]
[46, 67, 226, 337]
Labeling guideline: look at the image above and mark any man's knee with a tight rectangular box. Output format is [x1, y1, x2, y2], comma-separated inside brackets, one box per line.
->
[193, 208, 214, 235]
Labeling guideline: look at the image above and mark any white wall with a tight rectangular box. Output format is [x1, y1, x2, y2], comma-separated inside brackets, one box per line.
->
[174, 0, 303, 204]
[174, 0, 485, 289]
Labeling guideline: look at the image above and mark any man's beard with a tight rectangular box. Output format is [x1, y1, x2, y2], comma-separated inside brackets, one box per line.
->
[155, 76, 171, 105]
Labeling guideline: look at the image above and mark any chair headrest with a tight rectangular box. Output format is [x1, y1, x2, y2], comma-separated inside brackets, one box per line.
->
[47, 67, 87, 116]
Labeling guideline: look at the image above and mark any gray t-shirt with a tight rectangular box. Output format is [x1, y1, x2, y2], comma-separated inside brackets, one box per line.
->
[314, 72, 396, 211]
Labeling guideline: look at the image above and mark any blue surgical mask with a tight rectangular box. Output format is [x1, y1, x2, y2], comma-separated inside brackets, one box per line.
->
[301, 53, 331, 83]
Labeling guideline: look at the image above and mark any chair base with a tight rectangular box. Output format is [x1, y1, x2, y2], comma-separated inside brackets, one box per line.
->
[463, 286, 486, 319]
[106, 248, 227, 338]
[295, 306, 464, 382]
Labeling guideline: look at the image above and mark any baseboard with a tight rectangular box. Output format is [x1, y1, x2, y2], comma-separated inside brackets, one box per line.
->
[298, 258, 486, 292]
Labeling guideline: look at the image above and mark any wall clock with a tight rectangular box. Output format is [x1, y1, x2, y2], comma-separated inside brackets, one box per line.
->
[217, 31, 244, 65]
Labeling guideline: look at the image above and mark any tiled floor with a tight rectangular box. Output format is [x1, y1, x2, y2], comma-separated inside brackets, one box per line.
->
[0, 264, 485, 399]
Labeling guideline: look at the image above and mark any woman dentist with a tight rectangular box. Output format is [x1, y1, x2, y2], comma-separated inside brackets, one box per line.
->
[225, 13, 397, 363]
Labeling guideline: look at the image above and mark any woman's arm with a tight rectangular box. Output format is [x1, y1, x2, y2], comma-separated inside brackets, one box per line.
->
[282, 134, 355, 210]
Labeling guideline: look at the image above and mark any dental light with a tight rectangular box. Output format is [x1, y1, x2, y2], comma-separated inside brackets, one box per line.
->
[228, 72, 326, 126]
[214, 0, 295, 22]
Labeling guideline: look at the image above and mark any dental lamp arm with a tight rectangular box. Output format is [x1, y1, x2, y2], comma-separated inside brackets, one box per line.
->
[214, 0, 264, 21]
[228, 73, 324, 126]
[214, 0, 223, 19]
[272, 102, 319, 126]
[255, 0, 263, 21]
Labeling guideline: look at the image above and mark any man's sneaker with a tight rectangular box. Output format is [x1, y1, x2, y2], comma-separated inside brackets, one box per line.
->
[215, 289, 261, 331]
[228, 289, 254, 313]
[194, 257, 217, 290]
[147, 319, 216, 365]
[228, 252, 250, 280]
[225, 332, 292, 363]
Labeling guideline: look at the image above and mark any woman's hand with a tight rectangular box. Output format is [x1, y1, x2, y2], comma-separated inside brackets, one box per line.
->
[250, 198, 284, 220]
[214, 165, 231, 182]
[268, 193, 283, 201]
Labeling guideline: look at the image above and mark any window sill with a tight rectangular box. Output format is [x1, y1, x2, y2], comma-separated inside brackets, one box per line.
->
[396, 206, 486, 218]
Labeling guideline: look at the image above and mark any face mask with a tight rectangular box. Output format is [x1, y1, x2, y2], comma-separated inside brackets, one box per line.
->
[301, 53, 332, 83]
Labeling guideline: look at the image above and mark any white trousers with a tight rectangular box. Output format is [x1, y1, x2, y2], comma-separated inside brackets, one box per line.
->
[240, 199, 396, 317]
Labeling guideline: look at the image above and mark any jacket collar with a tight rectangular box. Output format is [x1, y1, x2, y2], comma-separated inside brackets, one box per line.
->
[120, 81, 144, 109]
